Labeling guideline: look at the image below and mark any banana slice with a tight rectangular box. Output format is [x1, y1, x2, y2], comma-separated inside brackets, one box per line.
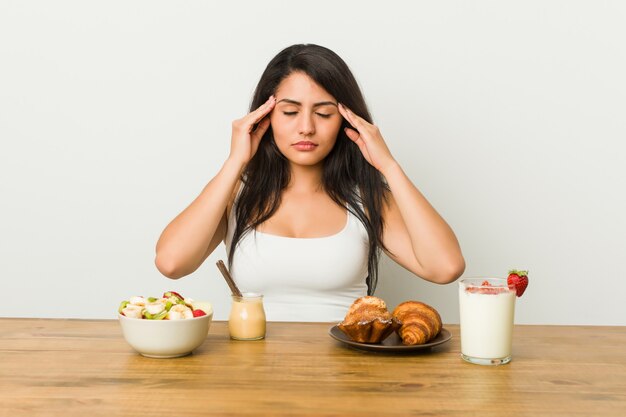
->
[121, 304, 143, 319]
[145, 301, 166, 315]
[129, 296, 146, 306]
[166, 304, 193, 320]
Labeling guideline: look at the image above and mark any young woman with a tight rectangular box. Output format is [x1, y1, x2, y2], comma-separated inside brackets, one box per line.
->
[155, 44, 465, 321]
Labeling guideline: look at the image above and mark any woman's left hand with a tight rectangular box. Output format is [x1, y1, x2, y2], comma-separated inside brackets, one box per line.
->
[338, 103, 397, 174]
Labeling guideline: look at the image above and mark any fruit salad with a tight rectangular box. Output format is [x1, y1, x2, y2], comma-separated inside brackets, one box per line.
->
[118, 291, 209, 320]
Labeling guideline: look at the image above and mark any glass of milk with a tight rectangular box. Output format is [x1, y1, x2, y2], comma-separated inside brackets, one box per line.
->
[458, 278, 516, 365]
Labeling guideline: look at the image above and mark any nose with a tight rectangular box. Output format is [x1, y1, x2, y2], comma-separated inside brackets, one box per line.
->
[298, 113, 315, 136]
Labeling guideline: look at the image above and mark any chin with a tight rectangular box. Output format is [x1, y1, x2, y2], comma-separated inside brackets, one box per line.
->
[287, 155, 326, 167]
[279, 148, 323, 164]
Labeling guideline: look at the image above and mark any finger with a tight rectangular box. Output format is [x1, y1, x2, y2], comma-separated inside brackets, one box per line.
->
[340, 107, 373, 145]
[245, 96, 276, 127]
[344, 127, 360, 142]
[337, 103, 356, 128]
[339, 103, 369, 132]
[343, 127, 367, 154]
[246, 102, 275, 133]
[250, 116, 271, 142]
[345, 127, 372, 163]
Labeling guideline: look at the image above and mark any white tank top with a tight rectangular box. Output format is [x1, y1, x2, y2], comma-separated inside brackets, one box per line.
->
[224, 202, 369, 323]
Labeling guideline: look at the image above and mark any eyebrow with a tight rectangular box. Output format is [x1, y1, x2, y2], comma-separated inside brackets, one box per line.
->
[276, 98, 338, 107]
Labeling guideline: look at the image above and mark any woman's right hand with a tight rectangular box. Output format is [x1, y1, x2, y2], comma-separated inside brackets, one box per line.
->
[229, 95, 276, 166]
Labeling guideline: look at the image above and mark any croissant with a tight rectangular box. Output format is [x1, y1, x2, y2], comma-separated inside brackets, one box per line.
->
[338, 296, 401, 343]
[392, 301, 442, 345]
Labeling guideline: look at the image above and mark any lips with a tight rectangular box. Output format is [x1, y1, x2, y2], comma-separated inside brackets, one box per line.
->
[292, 141, 318, 151]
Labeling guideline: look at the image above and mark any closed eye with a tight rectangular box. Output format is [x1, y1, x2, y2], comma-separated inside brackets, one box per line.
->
[282, 111, 333, 118]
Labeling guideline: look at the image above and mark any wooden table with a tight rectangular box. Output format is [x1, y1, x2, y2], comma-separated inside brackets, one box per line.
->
[1, 319, 625, 417]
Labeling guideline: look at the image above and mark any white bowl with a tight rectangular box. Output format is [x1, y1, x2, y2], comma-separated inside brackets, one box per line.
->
[118, 312, 212, 358]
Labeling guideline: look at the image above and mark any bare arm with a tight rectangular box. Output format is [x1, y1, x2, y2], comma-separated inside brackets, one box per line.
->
[338, 103, 465, 284]
[380, 163, 465, 284]
[155, 159, 243, 278]
[155, 95, 277, 279]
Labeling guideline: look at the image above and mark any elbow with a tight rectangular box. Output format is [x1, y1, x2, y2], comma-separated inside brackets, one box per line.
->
[430, 256, 466, 285]
[154, 252, 187, 280]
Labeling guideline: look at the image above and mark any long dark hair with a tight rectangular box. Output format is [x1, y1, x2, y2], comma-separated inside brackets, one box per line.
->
[228, 44, 389, 295]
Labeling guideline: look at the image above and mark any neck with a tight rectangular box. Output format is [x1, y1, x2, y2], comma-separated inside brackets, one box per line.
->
[287, 163, 324, 193]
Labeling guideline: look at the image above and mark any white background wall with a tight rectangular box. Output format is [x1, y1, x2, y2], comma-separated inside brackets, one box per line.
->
[1, 1, 625, 325]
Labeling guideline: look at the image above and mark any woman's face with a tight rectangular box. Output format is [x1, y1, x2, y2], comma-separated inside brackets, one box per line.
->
[270, 71, 342, 168]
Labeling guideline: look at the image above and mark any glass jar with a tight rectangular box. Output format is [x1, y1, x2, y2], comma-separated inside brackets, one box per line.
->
[228, 292, 266, 340]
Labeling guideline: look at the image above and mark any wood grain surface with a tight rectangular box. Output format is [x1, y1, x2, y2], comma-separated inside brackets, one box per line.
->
[0, 319, 625, 417]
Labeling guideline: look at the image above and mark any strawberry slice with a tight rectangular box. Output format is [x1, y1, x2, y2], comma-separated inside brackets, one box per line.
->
[507, 269, 529, 297]
[192, 309, 207, 317]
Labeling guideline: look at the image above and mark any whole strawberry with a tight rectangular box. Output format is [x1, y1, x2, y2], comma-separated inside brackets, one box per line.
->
[507, 269, 529, 297]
